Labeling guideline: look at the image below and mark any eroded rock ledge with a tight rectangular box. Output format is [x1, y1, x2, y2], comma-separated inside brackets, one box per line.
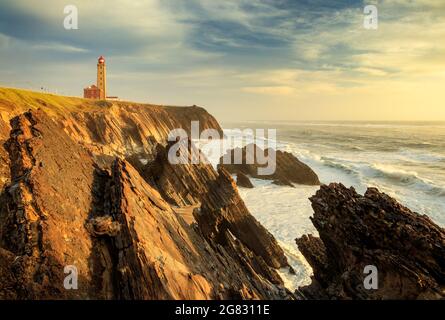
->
[296, 183, 445, 300]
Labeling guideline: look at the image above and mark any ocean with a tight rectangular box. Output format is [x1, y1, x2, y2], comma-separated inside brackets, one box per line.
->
[200, 121, 445, 291]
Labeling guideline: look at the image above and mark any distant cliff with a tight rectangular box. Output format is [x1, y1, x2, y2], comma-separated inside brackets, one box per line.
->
[0, 88, 291, 299]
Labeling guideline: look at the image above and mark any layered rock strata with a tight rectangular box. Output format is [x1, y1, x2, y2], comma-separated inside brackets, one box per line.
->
[296, 183, 445, 300]
[0, 106, 292, 300]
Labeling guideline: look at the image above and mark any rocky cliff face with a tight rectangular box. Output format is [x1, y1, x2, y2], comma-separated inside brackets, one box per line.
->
[218, 144, 320, 187]
[126, 141, 288, 270]
[0, 88, 291, 300]
[0, 110, 98, 299]
[296, 183, 445, 300]
[0, 116, 10, 190]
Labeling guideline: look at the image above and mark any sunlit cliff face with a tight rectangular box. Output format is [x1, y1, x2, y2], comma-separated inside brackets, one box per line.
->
[0, 0, 444, 121]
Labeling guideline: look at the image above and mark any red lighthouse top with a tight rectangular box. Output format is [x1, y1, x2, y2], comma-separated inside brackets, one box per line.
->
[98, 56, 105, 64]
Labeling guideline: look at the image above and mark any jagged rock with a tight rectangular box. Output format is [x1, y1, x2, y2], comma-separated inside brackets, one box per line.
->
[85, 216, 121, 237]
[0, 106, 292, 300]
[296, 183, 445, 300]
[101, 159, 291, 299]
[218, 144, 320, 187]
[0, 109, 102, 299]
[128, 140, 289, 270]
[236, 172, 254, 188]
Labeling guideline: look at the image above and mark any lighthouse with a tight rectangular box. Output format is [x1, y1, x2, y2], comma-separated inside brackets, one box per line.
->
[97, 56, 106, 100]
[83, 56, 108, 100]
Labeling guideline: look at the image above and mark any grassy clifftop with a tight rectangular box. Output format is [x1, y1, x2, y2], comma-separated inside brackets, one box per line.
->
[0, 87, 223, 142]
[0, 86, 223, 189]
[0, 87, 103, 117]
[0, 87, 217, 122]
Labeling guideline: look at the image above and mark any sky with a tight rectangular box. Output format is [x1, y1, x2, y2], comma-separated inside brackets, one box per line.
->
[0, 0, 444, 121]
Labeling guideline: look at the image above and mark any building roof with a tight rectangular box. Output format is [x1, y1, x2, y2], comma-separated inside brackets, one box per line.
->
[84, 84, 99, 90]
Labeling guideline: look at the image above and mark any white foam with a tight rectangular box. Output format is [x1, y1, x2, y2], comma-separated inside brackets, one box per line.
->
[197, 127, 445, 293]
[238, 178, 318, 291]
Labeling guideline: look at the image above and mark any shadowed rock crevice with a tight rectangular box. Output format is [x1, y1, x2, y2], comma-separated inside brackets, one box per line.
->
[85, 168, 118, 299]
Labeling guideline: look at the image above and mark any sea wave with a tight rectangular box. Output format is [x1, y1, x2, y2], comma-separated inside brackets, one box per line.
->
[368, 164, 445, 196]
[398, 149, 445, 163]
[320, 157, 361, 177]
[291, 146, 445, 198]
[223, 128, 445, 205]
[369, 163, 421, 184]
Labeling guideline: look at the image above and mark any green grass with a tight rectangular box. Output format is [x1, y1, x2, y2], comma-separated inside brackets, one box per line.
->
[0, 87, 200, 125]
[0, 87, 103, 117]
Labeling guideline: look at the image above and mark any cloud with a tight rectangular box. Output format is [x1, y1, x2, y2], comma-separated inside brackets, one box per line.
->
[242, 86, 295, 95]
[32, 42, 89, 53]
[0, 0, 444, 120]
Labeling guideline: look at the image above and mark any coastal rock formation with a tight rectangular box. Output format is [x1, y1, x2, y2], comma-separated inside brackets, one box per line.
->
[236, 172, 254, 188]
[126, 140, 289, 270]
[0, 89, 292, 300]
[218, 144, 320, 187]
[296, 183, 445, 300]
[88, 159, 289, 299]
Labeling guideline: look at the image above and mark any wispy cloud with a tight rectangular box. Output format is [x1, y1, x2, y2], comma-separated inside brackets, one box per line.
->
[0, 0, 444, 120]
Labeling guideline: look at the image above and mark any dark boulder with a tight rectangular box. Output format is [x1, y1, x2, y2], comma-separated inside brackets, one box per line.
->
[236, 172, 254, 188]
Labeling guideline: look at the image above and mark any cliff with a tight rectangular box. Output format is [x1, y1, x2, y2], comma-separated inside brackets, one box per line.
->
[0, 88, 291, 300]
[296, 183, 445, 300]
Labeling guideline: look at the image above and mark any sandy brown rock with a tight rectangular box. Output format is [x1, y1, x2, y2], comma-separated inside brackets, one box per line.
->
[0, 106, 292, 300]
[0, 143, 9, 191]
[0, 116, 10, 190]
[236, 172, 254, 188]
[218, 144, 320, 187]
[95, 159, 290, 299]
[0, 109, 101, 299]
[296, 183, 445, 300]
[127, 140, 289, 269]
